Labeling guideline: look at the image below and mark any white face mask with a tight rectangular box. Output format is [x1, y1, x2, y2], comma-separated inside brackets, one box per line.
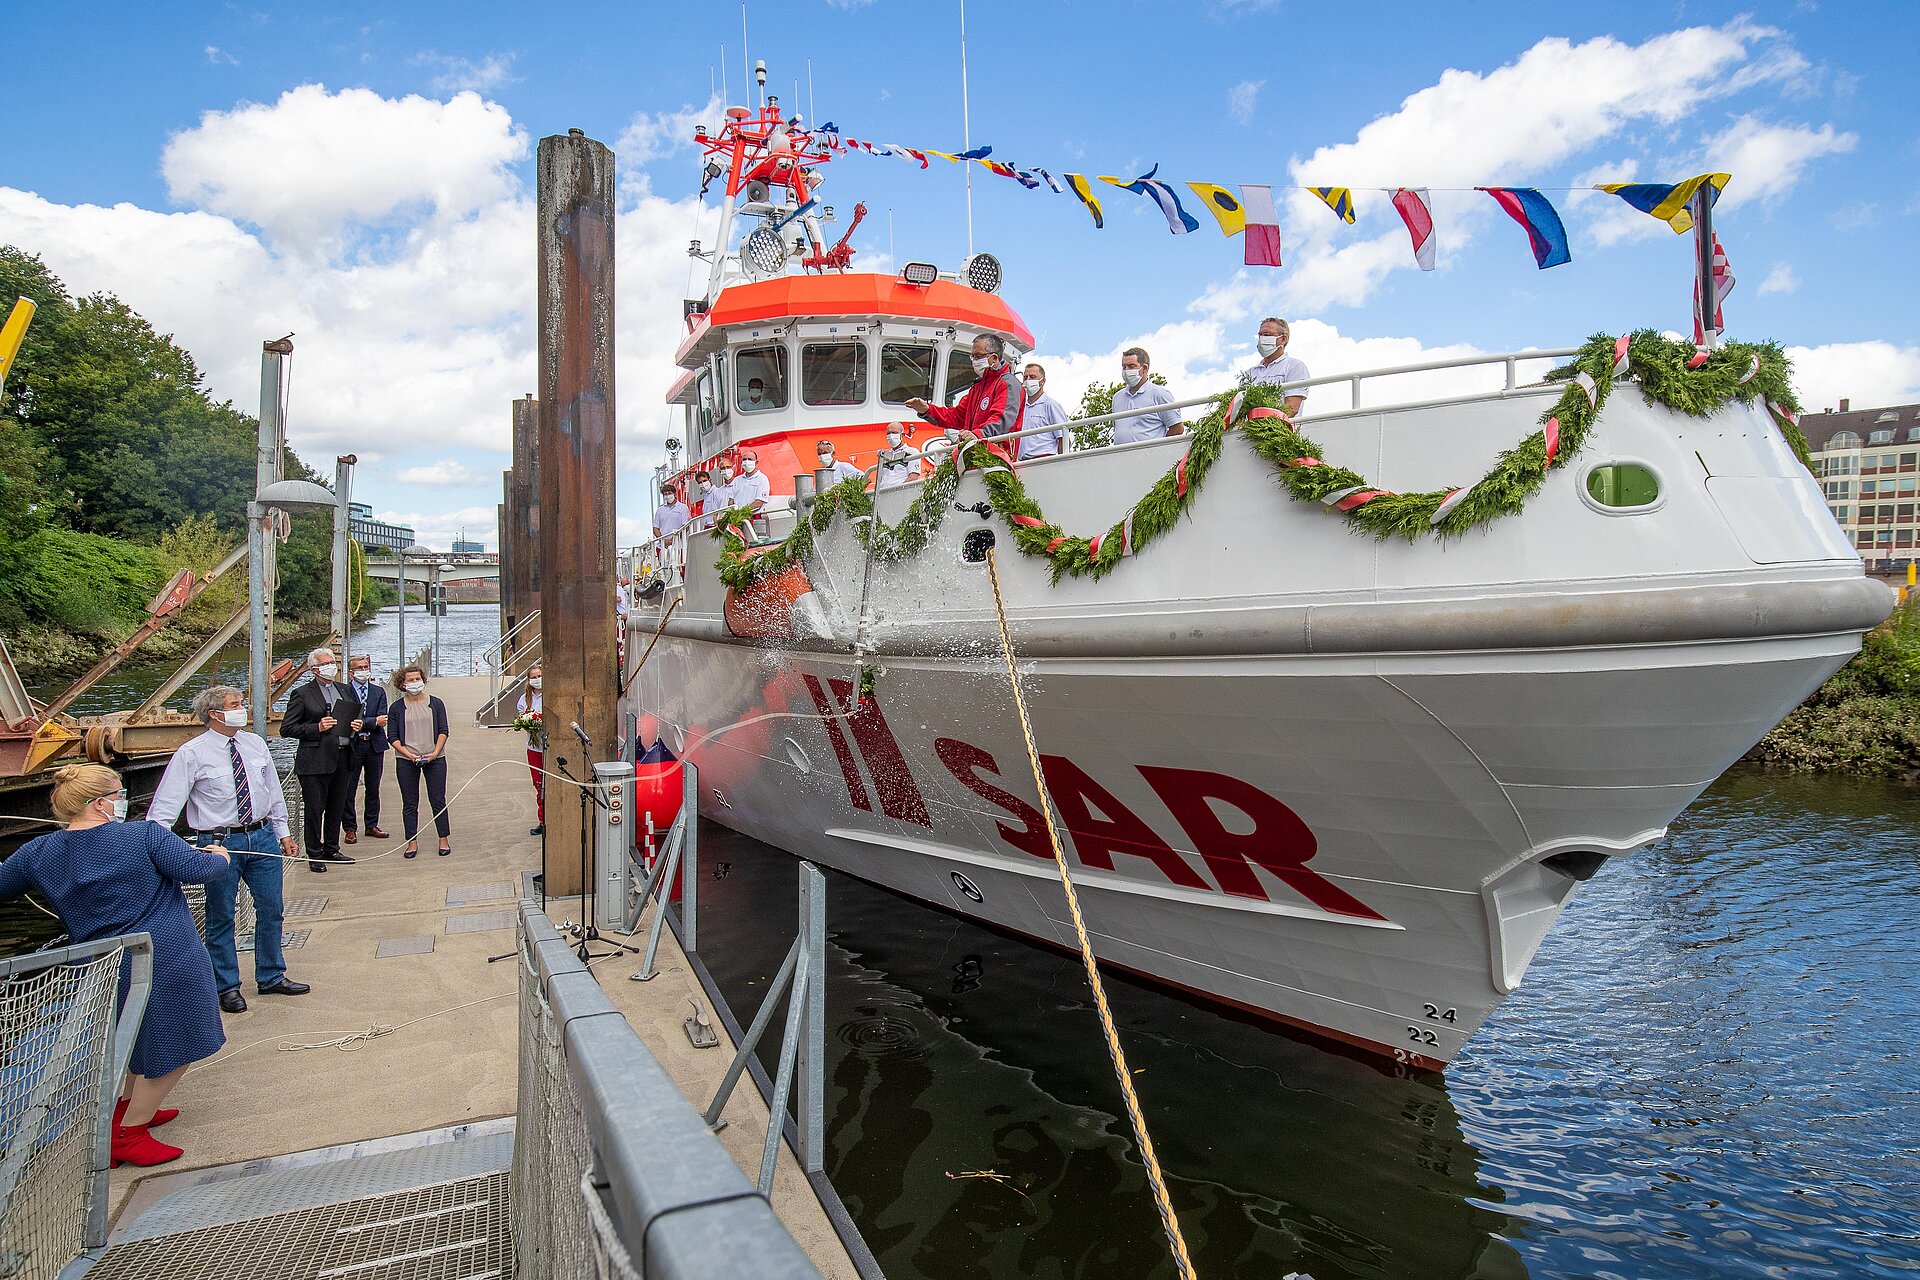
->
[220, 708, 249, 728]
[970, 355, 992, 375]
[528, 677, 542, 690]
[100, 795, 126, 823]
[404, 680, 425, 694]
[1257, 335, 1280, 357]
[817, 452, 833, 464]
[1122, 368, 1143, 389]
[351, 668, 370, 682]
[718, 469, 733, 482]
[886, 433, 903, 447]
[1023, 378, 1042, 398]
[315, 663, 338, 680]
[742, 459, 757, 473]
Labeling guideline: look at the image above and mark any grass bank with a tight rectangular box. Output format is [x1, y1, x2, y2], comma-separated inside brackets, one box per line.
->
[1745, 595, 1920, 780]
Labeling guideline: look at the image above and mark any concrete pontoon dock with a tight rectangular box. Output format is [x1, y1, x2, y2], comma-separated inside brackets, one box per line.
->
[54, 675, 861, 1280]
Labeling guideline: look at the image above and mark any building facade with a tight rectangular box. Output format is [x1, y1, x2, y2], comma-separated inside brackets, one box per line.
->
[1806, 399, 1920, 573]
[451, 537, 485, 554]
[349, 501, 416, 553]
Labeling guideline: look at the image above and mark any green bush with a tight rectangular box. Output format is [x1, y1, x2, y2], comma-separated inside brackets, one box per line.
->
[0, 528, 160, 637]
[1747, 597, 1920, 778]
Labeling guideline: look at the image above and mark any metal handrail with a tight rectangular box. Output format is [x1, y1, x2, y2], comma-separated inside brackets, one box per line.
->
[1, 931, 154, 1272]
[620, 346, 1584, 567]
[517, 904, 824, 1278]
[482, 609, 541, 715]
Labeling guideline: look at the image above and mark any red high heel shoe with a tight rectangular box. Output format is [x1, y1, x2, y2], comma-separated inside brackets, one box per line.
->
[111, 1123, 183, 1167]
[114, 1097, 178, 1127]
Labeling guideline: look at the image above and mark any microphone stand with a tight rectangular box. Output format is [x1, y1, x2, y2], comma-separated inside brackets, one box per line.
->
[553, 752, 641, 965]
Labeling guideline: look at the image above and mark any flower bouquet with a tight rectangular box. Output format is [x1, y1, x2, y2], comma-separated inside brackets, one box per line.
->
[510, 709, 544, 740]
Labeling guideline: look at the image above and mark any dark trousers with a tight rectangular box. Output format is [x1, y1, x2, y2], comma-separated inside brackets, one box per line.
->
[344, 741, 386, 829]
[298, 757, 355, 855]
[396, 757, 451, 843]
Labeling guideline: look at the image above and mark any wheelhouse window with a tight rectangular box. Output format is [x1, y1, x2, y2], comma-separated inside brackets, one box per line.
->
[1585, 463, 1660, 508]
[801, 342, 869, 406]
[711, 352, 728, 421]
[943, 347, 978, 405]
[880, 344, 938, 405]
[735, 345, 789, 413]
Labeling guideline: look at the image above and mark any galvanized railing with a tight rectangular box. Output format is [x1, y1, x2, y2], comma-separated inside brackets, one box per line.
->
[0, 933, 153, 1280]
[514, 903, 823, 1279]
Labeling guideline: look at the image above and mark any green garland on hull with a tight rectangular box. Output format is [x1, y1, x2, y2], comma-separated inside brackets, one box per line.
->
[709, 330, 1811, 591]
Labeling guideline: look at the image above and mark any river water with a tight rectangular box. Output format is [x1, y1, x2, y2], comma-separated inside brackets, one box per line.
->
[4, 616, 1915, 1276]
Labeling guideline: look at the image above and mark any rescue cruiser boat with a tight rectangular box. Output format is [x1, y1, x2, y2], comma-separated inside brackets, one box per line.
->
[620, 90, 1889, 1068]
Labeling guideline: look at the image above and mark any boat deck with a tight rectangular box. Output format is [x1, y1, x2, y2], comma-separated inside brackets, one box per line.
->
[98, 675, 858, 1278]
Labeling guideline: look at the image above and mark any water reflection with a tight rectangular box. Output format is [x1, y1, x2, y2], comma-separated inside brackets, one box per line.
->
[692, 766, 1920, 1280]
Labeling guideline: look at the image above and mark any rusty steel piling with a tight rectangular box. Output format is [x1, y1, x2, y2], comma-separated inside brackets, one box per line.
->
[535, 129, 618, 898]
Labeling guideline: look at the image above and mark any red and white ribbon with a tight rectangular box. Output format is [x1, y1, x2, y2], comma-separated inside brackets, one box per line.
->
[1322, 484, 1386, 510]
[1246, 407, 1292, 424]
[1175, 455, 1190, 498]
[1010, 513, 1048, 530]
[1224, 391, 1246, 426]
[1045, 536, 1067, 554]
[1286, 456, 1322, 469]
[1612, 334, 1632, 378]
[1429, 487, 1471, 525]
[1573, 371, 1598, 409]
[1687, 347, 1711, 369]
[1768, 400, 1798, 428]
[1088, 534, 1103, 561]
[1738, 353, 1761, 385]
[1120, 511, 1137, 556]
[1542, 416, 1561, 468]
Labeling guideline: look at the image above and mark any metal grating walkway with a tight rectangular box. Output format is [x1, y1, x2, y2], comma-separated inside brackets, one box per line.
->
[83, 1171, 513, 1280]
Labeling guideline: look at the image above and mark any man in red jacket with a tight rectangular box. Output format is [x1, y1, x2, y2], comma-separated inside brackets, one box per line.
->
[904, 334, 1025, 443]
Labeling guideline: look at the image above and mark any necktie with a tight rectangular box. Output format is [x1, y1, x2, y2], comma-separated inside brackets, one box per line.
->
[229, 738, 254, 824]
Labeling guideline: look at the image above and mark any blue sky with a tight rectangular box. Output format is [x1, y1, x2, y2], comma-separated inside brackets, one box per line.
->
[3, 1, 1914, 548]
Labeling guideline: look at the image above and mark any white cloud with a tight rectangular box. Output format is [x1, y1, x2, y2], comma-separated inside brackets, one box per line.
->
[396, 460, 492, 487]
[205, 46, 239, 66]
[1757, 262, 1799, 295]
[416, 51, 517, 95]
[1787, 342, 1920, 415]
[1704, 115, 1857, 207]
[375, 504, 500, 552]
[160, 84, 530, 250]
[614, 96, 723, 181]
[1212, 21, 1825, 319]
[1227, 79, 1264, 126]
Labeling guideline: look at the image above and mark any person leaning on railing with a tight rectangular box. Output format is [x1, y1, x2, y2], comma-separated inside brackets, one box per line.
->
[0, 762, 232, 1168]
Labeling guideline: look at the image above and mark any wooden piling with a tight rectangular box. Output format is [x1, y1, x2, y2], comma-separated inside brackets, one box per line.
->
[508, 394, 540, 645]
[535, 130, 617, 897]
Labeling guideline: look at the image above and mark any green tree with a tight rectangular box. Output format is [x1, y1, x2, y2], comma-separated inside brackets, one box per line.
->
[1073, 373, 1168, 452]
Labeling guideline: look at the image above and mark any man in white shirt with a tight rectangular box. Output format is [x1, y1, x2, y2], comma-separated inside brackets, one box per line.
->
[147, 685, 309, 1012]
[813, 439, 865, 486]
[1016, 363, 1070, 459]
[730, 449, 773, 532]
[698, 463, 736, 530]
[1111, 347, 1182, 444]
[1241, 316, 1310, 416]
[653, 485, 691, 537]
[875, 424, 920, 489]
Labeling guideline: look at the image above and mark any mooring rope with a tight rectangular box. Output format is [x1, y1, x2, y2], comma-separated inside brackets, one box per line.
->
[981, 545, 1199, 1280]
[621, 594, 684, 696]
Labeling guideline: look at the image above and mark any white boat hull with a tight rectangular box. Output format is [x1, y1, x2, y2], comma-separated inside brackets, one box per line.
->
[622, 381, 1888, 1067]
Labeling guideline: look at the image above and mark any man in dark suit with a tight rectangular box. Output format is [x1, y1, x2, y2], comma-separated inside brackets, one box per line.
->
[341, 653, 391, 843]
[279, 646, 363, 872]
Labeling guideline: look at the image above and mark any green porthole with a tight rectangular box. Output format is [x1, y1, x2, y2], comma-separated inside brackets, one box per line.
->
[1585, 463, 1660, 508]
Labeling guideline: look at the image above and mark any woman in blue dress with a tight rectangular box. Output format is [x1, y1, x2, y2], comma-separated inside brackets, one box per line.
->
[0, 763, 231, 1167]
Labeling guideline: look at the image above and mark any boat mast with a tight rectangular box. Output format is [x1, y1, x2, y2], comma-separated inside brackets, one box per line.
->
[960, 0, 973, 258]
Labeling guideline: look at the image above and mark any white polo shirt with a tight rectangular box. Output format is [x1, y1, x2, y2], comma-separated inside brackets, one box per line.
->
[1017, 395, 1070, 459]
[1243, 354, 1311, 400]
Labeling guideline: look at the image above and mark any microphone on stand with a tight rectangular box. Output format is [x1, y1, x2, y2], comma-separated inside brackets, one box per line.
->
[570, 720, 593, 752]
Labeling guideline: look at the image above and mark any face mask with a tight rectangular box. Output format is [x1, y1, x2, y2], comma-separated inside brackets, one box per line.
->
[1024, 378, 1042, 398]
[101, 795, 126, 823]
[351, 668, 370, 682]
[220, 708, 249, 728]
[718, 469, 733, 481]
[1122, 368, 1143, 390]
[529, 677, 542, 690]
[315, 663, 338, 680]
[817, 452, 833, 464]
[1257, 335, 1280, 357]
[742, 459, 757, 473]
[970, 356, 992, 375]
[404, 681, 425, 694]
[886, 433, 903, 447]
[661, 494, 676, 505]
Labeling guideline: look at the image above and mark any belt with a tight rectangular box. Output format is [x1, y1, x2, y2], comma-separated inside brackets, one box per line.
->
[196, 819, 271, 837]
